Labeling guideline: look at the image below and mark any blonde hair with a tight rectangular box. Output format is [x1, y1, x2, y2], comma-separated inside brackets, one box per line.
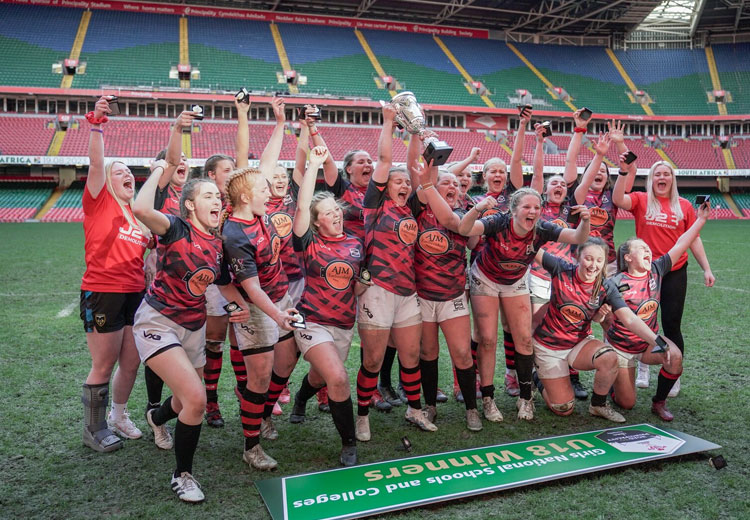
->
[481, 157, 508, 192]
[104, 160, 149, 237]
[226, 167, 264, 209]
[578, 237, 609, 305]
[646, 161, 683, 221]
[309, 191, 342, 234]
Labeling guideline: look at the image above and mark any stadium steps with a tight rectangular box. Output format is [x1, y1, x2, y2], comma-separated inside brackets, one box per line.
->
[605, 48, 654, 116]
[0, 183, 54, 223]
[179, 17, 190, 89]
[34, 186, 64, 220]
[41, 183, 85, 222]
[47, 130, 66, 156]
[722, 148, 736, 169]
[655, 148, 677, 168]
[61, 10, 91, 89]
[505, 42, 577, 111]
[354, 29, 396, 98]
[731, 193, 750, 218]
[270, 23, 298, 94]
[704, 47, 727, 116]
[432, 35, 494, 108]
[182, 131, 192, 159]
[721, 193, 743, 218]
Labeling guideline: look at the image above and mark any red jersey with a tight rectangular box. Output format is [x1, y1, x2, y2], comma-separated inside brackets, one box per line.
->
[363, 181, 420, 297]
[145, 216, 223, 331]
[220, 214, 288, 303]
[154, 184, 182, 217]
[529, 202, 575, 282]
[569, 179, 617, 263]
[293, 229, 363, 329]
[533, 253, 627, 350]
[475, 213, 562, 285]
[327, 170, 367, 241]
[470, 185, 515, 264]
[414, 203, 468, 301]
[266, 181, 303, 281]
[81, 187, 147, 293]
[607, 255, 671, 354]
[629, 192, 696, 271]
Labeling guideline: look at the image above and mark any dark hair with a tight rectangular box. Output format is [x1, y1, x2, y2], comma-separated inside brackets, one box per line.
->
[581, 159, 612, 191]
[342, 149, 368, 178]
[577, 236, 609, 305]
[179, 178, 220, 236]
[154, 148, 167, 162]
[617, 236, 642, 273]
[202, 154, 235, 179]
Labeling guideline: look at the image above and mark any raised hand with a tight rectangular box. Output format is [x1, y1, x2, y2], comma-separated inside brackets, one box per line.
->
[94, 96, 112, 119]
[608, 119, 625, 143]
[309, 145, 329, 166]
[534, 122, 546, 143]
[271, 97, 286, 123]
[475, 195, 498, 213]
[593, 132, 611, 156]
[573, 108, 589, 129]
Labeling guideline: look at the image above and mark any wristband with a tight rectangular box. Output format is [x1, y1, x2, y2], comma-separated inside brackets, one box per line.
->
[574, 127, 586, 133]
[618, 170, 629, 176]
[653, 334, 669, 353]
[85, 111, 109, 125]
[309, 130, 319, 136]
[420, 182, 434, 191]
[90, 128, 103, 134]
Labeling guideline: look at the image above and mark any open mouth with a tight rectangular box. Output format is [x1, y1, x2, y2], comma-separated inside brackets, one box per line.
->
[553, 188, 564, 198]
[656, 181, 668, 190]
[397, 190, 408, 204]
[123, 179, 133, 190]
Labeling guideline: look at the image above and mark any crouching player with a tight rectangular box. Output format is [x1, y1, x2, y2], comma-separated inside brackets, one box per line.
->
[132, 169, 234, 502]
[605, 201, 710, 421]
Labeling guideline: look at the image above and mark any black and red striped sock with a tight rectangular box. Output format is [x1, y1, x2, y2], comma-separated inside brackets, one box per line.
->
[400, 364, 423, 409]
[470, 339, 478, 369]
[229, 345, 247, 394]
[203, 348, 223, 404]
[263, 372, 289, 419]
[241, 388, 265, 449]
[503, 331, 515, 372]
[654, 367, 681, 402]
[356, 365, 378, 416]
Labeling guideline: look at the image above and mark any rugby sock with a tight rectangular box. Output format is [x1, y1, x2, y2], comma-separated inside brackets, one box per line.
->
[152, 396, 179, 426]
[653, 368, 681, 402]
[400, 364, 423, 409]
[419, 358, 439, 407]
[174, 420, 202, 477]
[203, 348, 223, 404]
[380, 346, 397, 387]
[329, 397, 356, 446]
[515, 353, 535, 400]
[591, 391, 608, 407]
[241, 388, 265, 449]
[503, 331, 516, 372]
[111, 401, 126, 420]
[297, 374, 319, 405]
[263, 372, 289, 419]
[229, 345, 247, 394]
[569, 367, 580, 377]
[455, 366, 477, 410]
[144, 365, 164, 408]
[356, 366, 379, 416]
[480, 384, 495, 399]
[470, 339, 478, 369]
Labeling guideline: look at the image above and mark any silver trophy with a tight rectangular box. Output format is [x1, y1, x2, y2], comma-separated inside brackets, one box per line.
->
[391, 91, 453, 166]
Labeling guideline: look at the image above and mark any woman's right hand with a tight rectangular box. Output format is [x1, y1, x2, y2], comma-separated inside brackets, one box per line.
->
[176, 110, 195, 130]
[573, 108, 588, 129]
[697, 200, 711, 220]
[309, 145, 329, 166]
[94, 96, 112, 119]
[275, 309, 297, 331]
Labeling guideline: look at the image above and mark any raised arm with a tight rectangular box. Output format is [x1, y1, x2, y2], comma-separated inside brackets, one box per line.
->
[530, 123, 546, 194]
[563, 108, 589, 186]
[160, 110, 194, 189]
[293, 146, 328, 238]
[573, 132, 610, 204]
[509, 107, 530, 190]
[448, 147, 480, 176]
[133, 161, 171, 236]
[235, 97, 251, 169]
[301, 106, 337, 187]
[612, 151, 635, 211]
[556, 205, 591, 244]
[258, 97, 286, 181]
[614, 306, 677, 357]
[608, 119, 637, 195]
[667, 202, 709, 266]
[372, 103, 396, 184]
[457, 196, 496, 236]
[85, 96, 112, 199]
[292, 119, 310, 187]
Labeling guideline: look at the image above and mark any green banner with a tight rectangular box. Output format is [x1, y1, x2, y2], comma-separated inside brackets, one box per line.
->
[256, 424, 719, 520]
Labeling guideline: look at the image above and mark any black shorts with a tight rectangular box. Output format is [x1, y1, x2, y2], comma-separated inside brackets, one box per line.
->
[80, 290, 145, 333]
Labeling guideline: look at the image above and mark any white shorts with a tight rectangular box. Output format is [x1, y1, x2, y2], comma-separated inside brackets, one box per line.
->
[294, 322, 354, 360]
[528, 272, 551, 304]
[419, 294, 470, 323]
[232, 293, 294, 351]
[469, 261, 530, 298]
[357, 284, 421, 330]
[205, 284, 229, 317]
[613, 347, 645, 369]
[133, 302, 206, 368]
[533, 336, 595, 379]
[287, 277, 305, 307]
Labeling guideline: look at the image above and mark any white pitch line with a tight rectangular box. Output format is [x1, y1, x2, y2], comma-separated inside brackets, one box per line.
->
[0, 291, 78, 297]
[56, 301, 78, 318]
[689, 282, 749, 294]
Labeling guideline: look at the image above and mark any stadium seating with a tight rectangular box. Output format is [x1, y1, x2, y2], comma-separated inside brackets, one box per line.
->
[0, 116, 56, 155]
[0, 5, 79, 87]
[59, 119, 172, 158]
[678, 188, 737, 219]
[731, 138, 750, 169]
[191, 121, 298, 159]
[0, 181, 53, 222]
[41, 182, 84, 222]
[712, 44, 750, 115]
[731, 192, 750, 217]
[662, 139, 725, 169]
[73, 11, 180, 89]
[188, 18, 280, 92]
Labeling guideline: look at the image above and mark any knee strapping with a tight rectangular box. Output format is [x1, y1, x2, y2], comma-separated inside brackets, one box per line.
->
[592, 345, 615, 361]
[206, 340, 223, 353]
[550, 400, 575, 414]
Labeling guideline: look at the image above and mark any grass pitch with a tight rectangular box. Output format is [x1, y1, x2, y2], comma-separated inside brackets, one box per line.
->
[0, 220, 748, 519]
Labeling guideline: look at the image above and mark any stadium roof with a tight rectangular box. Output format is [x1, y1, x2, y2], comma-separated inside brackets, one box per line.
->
[155, 0, 750, 36]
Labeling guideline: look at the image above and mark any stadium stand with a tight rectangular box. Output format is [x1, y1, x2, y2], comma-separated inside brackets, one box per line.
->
[731, 138, 750, 169]
[678, 188, 737, 219]
[72, 11, 180, 89]
[0, 116, 56, 155]
[0, 181, 54, 222]
[58, 119, 172, 158]
[662, 139, 726, 169]
[731, 192, 750, 217]
[40, 181, 84, 223]
[712, 43, 750, 115]
[0, 5, 79, 88]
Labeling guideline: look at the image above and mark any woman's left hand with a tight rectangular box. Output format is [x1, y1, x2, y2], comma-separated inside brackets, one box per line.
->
[704, 268, 716, 287]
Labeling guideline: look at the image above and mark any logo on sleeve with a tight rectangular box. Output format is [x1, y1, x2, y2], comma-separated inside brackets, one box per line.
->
[560, 304, 587, 325]
[396, 217, 418, 245]
[270, 212, 293, 238]
[417, 229, 450, 255]
[321, 261, 355, 291]
[184, 267, 216, 297]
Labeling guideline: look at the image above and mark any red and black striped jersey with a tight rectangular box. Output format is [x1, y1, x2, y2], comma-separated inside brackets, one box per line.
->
[469, 185, 515, 265]
[265, 180, 303, 281]
[533, 253, 627, 350]
[293, 228, 363, 329]
[414, 203, 468, 301]
[220, 214, 288, 304]
[529, 202, 575, 282]
[145, 216, 223, 331]
[154, 184, 182, 217]
[569, 179, 617, 263]
[606, 255, 671, 354]
[363, 181, 420, 297]
[475, 213, 562, 285]
[460, 194, 477, 211]
[327, 170, 367, 242]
